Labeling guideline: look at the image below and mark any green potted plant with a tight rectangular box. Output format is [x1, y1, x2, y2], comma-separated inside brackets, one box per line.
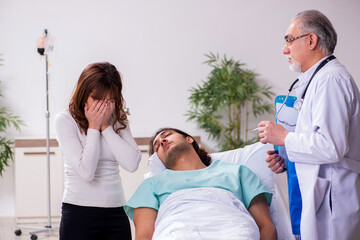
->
[0, 55, 24, 176]
[186, 52, 274, 151]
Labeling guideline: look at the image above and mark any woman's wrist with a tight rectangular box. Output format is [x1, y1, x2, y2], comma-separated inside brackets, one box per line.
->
[88, 123, 101, 131]
[100, 123, 110, 132]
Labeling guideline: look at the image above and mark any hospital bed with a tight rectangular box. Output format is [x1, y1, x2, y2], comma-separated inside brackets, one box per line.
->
[146, 142, 295, 240]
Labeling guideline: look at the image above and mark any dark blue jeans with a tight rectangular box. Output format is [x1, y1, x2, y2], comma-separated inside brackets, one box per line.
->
[59, 203, 131, 240]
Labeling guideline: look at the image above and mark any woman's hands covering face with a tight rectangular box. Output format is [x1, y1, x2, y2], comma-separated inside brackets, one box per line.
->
[85, 99, 115, 131]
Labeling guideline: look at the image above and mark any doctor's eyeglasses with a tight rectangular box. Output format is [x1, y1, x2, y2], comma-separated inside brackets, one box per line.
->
[284, 33, 310, 47]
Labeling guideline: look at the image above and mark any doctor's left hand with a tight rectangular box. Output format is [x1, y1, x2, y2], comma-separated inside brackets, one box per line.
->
[258, 121, 288, 146]
[266, 150, 285, 174]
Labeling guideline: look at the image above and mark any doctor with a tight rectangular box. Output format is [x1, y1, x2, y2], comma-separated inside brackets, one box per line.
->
[258, 10, 360, 240]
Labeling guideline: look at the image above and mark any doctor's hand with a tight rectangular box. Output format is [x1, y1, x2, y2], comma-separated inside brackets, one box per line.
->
[265, 150, 285, 174]
[258, 121, 288, 146]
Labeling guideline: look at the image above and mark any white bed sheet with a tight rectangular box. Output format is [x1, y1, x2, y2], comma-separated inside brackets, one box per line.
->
[154, 187, 259, 240]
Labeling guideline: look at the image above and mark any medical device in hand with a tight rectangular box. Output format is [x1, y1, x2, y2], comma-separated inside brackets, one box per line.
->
[274, 95, 298, 160]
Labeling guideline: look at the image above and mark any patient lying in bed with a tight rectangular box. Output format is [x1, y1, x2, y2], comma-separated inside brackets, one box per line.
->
[124, 128, 277, 240]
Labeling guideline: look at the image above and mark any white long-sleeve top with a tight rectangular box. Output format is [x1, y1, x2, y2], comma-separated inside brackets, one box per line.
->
[55, 110, 141, 207]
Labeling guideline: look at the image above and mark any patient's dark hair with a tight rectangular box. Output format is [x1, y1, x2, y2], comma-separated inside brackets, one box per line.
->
[149, 127, 212, 166]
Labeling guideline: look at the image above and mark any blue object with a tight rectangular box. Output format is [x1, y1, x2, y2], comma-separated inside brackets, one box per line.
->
[286, 158, 302, 235]
[275, 95, 297, 108]
[274, 95, 302, 235]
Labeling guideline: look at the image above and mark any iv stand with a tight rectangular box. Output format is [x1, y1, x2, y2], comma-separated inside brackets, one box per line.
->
[14, 29, 58, 240]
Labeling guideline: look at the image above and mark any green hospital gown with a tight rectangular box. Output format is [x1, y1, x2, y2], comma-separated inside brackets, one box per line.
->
[124, 160, 272, 221]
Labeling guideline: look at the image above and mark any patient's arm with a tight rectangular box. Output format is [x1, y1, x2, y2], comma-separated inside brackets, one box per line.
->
[248, 193, 277, 240]
[133, 207, 158, 240]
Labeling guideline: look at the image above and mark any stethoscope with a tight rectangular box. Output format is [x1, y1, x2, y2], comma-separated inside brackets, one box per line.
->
[276, 55, 336, 118]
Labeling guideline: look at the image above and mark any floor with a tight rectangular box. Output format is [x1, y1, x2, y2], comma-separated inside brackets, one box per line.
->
[0, 217, 59, 240]
[0, 217, 136, 240]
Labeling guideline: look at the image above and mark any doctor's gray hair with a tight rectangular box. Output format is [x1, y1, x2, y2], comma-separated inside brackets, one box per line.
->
[294, 10, 337, 56]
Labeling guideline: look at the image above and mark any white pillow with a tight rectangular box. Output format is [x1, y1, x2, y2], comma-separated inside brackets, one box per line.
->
[148, 152, 166, 176]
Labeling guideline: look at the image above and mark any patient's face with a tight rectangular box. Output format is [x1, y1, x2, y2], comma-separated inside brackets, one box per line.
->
[152, 130, 193, 165]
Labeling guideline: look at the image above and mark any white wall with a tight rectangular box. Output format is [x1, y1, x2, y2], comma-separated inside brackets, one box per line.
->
[0, 0, 359, 217]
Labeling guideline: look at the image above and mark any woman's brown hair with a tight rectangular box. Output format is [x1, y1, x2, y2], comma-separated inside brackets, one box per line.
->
[69, 62, 127, 134]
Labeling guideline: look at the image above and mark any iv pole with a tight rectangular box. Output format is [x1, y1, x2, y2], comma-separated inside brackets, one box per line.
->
[14, 29, 58, 240]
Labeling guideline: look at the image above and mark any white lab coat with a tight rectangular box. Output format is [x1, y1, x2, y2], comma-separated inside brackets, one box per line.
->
[285, 56, 360, 240]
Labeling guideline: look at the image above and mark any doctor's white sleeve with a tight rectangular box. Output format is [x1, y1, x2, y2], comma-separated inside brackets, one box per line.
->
[285, 74, 354, 165]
